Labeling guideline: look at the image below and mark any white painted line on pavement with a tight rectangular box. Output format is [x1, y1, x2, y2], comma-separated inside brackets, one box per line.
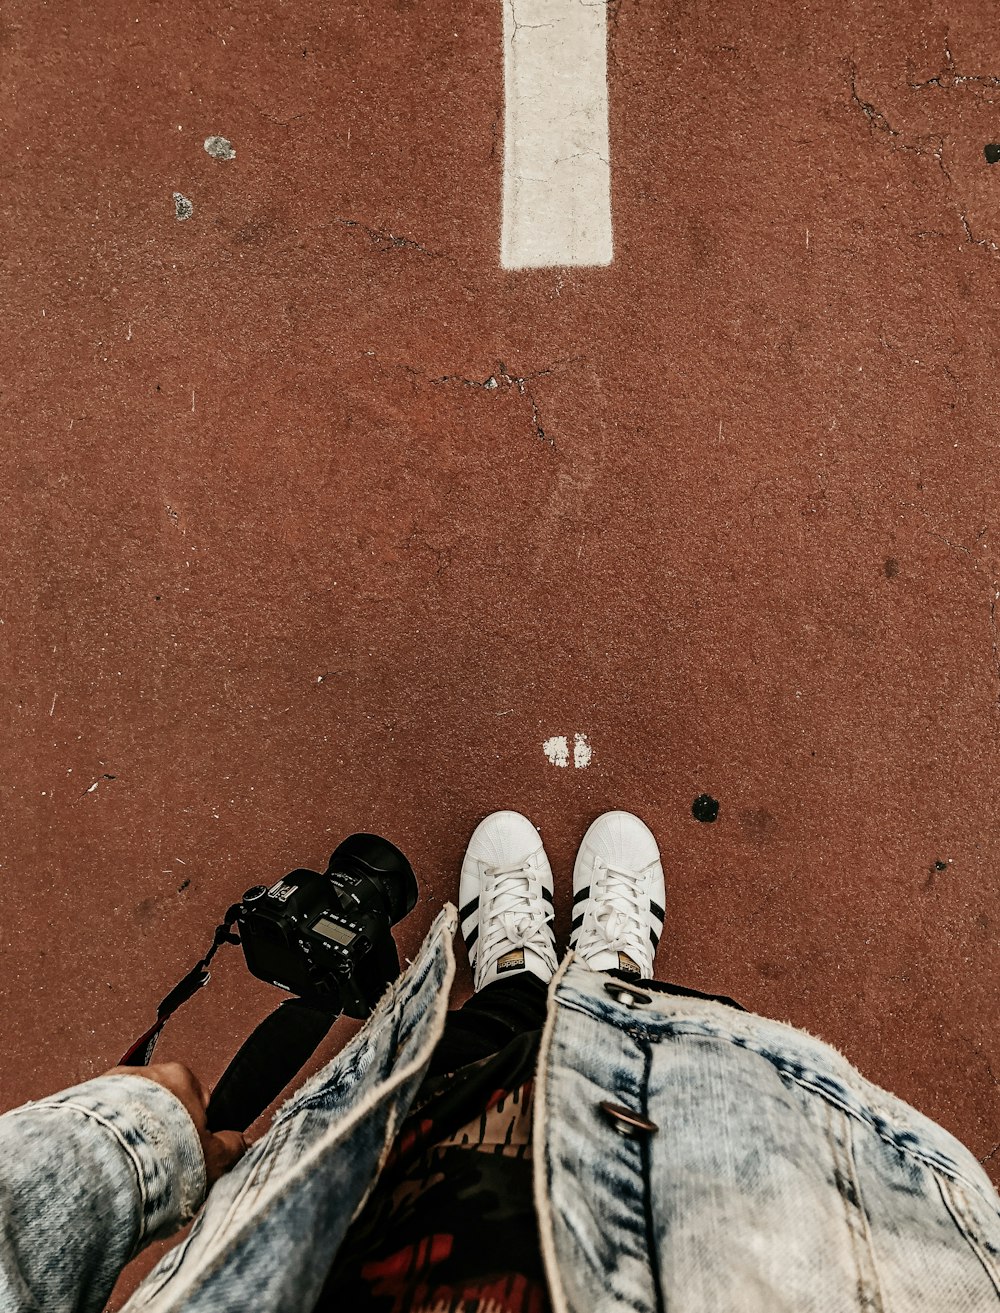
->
[501, 0, 613, 269]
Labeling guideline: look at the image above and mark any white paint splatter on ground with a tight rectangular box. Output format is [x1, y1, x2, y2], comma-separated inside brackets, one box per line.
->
[543, 736, 569, 767]
[204, 135, 236, 160]
[173, 192, 194, 221]
[543, 733, 593, 768]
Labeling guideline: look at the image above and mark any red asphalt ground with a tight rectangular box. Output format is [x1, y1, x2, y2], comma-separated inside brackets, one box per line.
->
[2, 1, 999, 1303]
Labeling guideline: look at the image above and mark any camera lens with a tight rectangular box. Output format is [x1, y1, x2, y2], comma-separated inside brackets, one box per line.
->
[327, 834, 418, 924]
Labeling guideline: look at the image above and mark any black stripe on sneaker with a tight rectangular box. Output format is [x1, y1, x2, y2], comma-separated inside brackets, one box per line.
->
[572, 887, 590, 906]
[651, 927, 661, 950]
[465, 923, 479, 953]
[570, 913, 584, 936]
[650, 900, 665, 923]
[460, 896, 479, 923]
[542, 885, 555, 906]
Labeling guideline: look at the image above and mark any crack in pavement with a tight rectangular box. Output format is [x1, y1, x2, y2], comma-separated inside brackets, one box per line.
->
[420, 356, 586, 449]
[334, 217, 448, 260]
[908, 32, 1000, 91]
[843, 58, 1000, 247]
[847, 61, 951, 182]
[959, 212, 1000, 252]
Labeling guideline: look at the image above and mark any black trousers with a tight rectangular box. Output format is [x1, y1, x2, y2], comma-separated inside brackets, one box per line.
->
[427, 969, 743, 1079]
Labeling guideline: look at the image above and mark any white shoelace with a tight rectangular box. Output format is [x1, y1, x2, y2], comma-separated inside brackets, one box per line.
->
[585, 859, 656, 959]
[479, 860, 557, 973]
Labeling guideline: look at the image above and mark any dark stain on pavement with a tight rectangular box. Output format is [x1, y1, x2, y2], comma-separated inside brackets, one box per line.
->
[739, 808, 779, 840]
[985, 144, 1000, 164]
[135, 896, 160, 924]
[758, 960, 788, 981]
[692, 794, 720, 823]
[884, 557, 899, 578]
[233, 210, 276, 247]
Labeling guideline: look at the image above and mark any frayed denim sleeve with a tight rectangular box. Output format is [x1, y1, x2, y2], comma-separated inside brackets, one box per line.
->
[0, 1074, 207, 1313]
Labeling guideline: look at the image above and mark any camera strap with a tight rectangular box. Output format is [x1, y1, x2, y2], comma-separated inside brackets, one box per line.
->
[118, 903, 243, 1066]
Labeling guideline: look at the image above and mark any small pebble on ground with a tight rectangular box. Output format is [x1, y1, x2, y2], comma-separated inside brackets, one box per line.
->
[204, 135, 236, 161]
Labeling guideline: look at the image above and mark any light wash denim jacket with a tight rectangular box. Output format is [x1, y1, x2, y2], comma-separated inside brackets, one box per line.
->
[2, 903, 999, 1312]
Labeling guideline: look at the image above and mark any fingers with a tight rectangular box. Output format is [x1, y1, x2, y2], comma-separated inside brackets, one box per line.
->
[215, 1129, 248, 1161]
[204, 1129, 249, 1185]
[104, 1063, 249, 1186]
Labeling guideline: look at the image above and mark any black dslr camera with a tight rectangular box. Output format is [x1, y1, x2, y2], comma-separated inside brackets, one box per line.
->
[120, 832, 419, 1133]
[236, 833, 418, 1018]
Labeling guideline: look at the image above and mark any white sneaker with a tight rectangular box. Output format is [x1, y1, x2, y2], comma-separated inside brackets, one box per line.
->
[459, 811, 558, 990]
[569, 811, 666, 979]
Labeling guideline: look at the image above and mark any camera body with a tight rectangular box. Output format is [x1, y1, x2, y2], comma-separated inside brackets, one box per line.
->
[235, 833, 418, 1018]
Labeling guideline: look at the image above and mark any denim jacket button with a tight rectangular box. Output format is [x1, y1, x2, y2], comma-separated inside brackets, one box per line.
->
[603, 981, 653, 1008]
[598, 1100, 659, 1136]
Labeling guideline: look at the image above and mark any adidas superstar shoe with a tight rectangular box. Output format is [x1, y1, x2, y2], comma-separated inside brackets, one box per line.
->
[569, 811, 666, 980]
[459, 811, 558, 990]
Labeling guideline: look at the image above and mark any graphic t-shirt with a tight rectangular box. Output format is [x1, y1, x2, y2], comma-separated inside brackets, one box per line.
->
[314, 1027, 550, 1313]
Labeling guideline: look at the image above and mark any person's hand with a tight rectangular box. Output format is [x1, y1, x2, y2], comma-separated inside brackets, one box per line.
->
[104, 1061, 248, 1187]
